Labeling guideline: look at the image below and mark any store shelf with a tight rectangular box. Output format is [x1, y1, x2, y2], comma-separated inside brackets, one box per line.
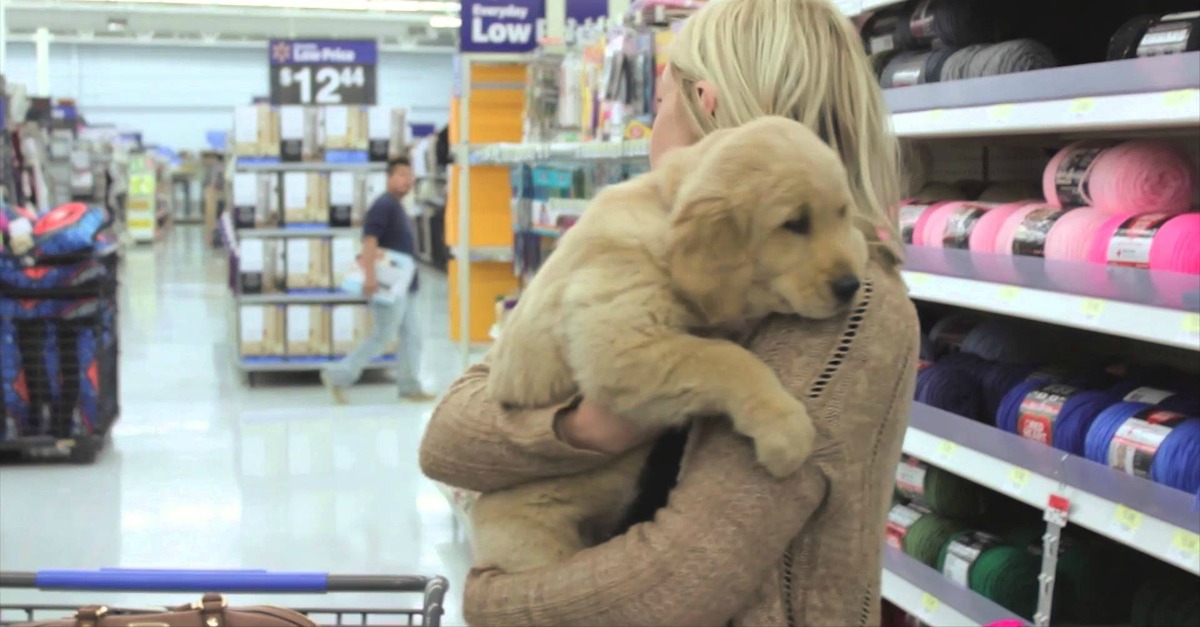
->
[237, 292, 366, 304]
[467, 246, 515, 263]
[905, 403, 1200, 575]
[902, 247, 1200, 351]
[237, 358, 396, 373]
[466, 139, 650, 165]
[887, 54, 1200, 138]
[237, 227, 360, 238]
[235, 161, 387, 172]
[882, 546, 1027, 626]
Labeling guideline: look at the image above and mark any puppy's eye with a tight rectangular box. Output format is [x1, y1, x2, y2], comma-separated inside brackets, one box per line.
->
[783, 215, 811, 235]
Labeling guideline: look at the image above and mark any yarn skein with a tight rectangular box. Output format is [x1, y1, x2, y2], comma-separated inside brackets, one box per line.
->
[996, 379, 1116, 454]
[1084, 402, 1200, 494]
[968, 201, 1036, 253]
[961, 318, 1045, 365]
[1045, 207, 1114, 261]
[1086, 212, 1142, 264]
[1044, 141, 1196, 215]
[903, 512, 968, 568]
[994, 203, 1055, 254]
[1148, 213, 1200, 275]
[935, 532, 1041, 620]
[916, 363, 987, 423]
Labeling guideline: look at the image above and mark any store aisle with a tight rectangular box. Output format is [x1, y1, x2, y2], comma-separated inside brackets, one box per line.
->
[0, 226, 471, 625]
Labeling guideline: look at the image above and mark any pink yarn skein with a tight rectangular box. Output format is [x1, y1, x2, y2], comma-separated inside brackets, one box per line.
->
[1045, 208, 1113, 261]
[1086, 212, 1140, 264]
[1150, 213, 1200, 274]
[919, 201, 989, 249]
[995, 203, 1054, 254]
[1044, 140, 1196, 215]
[968, 201, 1037, 253]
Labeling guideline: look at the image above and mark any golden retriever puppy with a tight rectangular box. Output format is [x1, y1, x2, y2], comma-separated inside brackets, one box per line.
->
[474, 116, 869, 573]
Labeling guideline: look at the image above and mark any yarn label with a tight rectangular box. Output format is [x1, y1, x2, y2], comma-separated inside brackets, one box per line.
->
[1123, 386, 1176, 405]
[886, 503, 928, 550]
[931, 316, 976, 355]
[1106, 213, 1172, 268]
[899, 203, 931, 243]
[1137, 15, 1196, 57]
[869, 34, 895, 55]
[1012, 207, 1072, 257]
[908, 0, 936, 41]
[890, 57, 926, 88]
[1054, 146, 1106, 208]
[1107, 408, 1187, 478]
[942, 531, 1003, 587]
[941, 203, 990, 249]
[894, 459, 927, 503]
[1017, 382, 1082, 445]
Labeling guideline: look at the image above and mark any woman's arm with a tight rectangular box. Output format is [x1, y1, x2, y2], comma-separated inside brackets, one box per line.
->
[461, 420, 831, 626]
[419, 361, 616, 492]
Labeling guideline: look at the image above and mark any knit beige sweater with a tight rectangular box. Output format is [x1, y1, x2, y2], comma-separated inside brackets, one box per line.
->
[420, 261, 919, 626]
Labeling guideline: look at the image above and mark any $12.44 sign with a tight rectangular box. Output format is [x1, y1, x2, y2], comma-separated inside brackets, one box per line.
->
[269, 39, 377, 106]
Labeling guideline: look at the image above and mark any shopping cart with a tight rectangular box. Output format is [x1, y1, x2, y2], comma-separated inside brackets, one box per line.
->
[0, 568, 448, 626]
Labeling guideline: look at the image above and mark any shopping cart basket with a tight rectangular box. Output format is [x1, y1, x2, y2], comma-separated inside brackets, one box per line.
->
[0, 568, 447, 626]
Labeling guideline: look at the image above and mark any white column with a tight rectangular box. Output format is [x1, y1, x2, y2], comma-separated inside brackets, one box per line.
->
[607, 0, 630, 22]
[545, 0, 565, 40]
[35, 26, 51, 96]
[1, 0, 8, 74]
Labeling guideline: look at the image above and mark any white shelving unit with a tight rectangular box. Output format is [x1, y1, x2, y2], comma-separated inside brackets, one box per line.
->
[227, 159, 395, 382]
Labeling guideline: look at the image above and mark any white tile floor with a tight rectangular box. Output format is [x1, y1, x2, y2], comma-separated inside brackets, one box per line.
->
[0, 226, 473, 625]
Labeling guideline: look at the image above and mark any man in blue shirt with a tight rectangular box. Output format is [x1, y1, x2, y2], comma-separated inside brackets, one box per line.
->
[323, 157, 433, 403]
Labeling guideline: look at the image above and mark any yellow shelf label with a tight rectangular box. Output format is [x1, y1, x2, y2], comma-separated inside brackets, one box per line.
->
[988, 104, 1015, 121]
[906, 272, 932, 287]
[935, 440, 957, 461]
[1080, 298, 1106, 319]
[997, 285, 1021, 302]
[926, 109, 946, 122]
[1005, 467, 1031, 493]
[1112, 504, 1143, 537]
[1162, 89, 1194, 108]
[920, 593, 939, 615]
[1069, 98, 1096, 114]
[1182, 313, 1200, 336]
[1172, 530, 1199, 554]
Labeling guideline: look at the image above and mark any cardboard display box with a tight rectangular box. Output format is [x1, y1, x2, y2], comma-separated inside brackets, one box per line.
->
[286, 305, 332, 357]
[233, 104, 280, 157]
[240, 304, 286, 357]
[282, 171, 330, 226]
[285, 238, 333, 291]
[233, 172, 281, 229]
[331, 303, 372, 357]
[324, 106, 369, 151]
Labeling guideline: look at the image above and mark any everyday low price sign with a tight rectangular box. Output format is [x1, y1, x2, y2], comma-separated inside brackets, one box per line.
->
[460, 0, 609, 53]
[269, 39, 377, 105]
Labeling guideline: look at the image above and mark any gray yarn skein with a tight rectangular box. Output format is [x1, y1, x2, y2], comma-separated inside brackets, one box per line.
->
[942, 39, 1057, 81]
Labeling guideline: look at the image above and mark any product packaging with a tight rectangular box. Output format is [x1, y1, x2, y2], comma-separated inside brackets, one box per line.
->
[330, 236, 359, 288]
[286, 304, 332, 358]
[233, 104, 281, 157]
[239, 304, 286, 358]
[233, 173, 281, 228]
[279, 106, 323, 162]
[331, 303, 371, 356]
[357, 171, 389, 226]
[329, 171, 357, 227]
[281, 172, 330, 226]
[285, 238, 333, 291]
[324, 106, 369, 151]
[367, 106, 395, 161]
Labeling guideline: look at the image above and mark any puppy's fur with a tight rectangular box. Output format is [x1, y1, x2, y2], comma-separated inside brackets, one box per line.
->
[473, 116, 869, 573]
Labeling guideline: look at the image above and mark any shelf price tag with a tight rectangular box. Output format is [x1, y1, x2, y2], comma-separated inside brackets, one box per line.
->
[934, 440, 957, 462]
[1180, 314, 1200, 345]
[1110, 504, 1143, 540]
[1068, 97, 1096, 116]
[1079, 298, 1106, 320]
[1162, 89, 1195, 109]
[1004, 467, 1031, 495]
[905, 272, 932, 288]
[996, 285, 1021, 305]
[1044, 494, 1070, 528]
[1168, 530, 1200, 570]
[988, 104, 1015, 121]
[920, 593, 939, 616]
[925, 109, 946, 123]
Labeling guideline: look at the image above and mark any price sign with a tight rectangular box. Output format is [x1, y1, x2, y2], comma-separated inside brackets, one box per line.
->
[1111, 504, 1143, 540]
[269, 39, 377, 105]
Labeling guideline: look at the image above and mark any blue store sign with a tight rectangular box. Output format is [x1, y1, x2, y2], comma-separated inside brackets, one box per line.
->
[460, 0, 609, 53]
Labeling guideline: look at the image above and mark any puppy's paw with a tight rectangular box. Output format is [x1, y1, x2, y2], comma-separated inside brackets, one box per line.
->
[751, 409, 816, 478]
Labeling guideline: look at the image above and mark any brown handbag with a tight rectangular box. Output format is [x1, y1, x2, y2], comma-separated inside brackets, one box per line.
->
[12, 593, 318, 627]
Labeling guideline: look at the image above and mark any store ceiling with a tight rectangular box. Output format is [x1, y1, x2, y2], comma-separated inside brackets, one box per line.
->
[5, 0, 463, 52]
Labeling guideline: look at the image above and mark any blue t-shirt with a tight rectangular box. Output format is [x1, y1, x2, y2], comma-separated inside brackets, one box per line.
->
[362, 193, 419, 292]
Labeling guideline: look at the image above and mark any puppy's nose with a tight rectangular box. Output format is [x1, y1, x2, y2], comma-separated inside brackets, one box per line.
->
[829, 275, 861, 303]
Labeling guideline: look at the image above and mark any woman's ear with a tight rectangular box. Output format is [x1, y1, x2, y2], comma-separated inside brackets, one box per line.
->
[666, 196, 750, 324]
[695, 80, 718, 118]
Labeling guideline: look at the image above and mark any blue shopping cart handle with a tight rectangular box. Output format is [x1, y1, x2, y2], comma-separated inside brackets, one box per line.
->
[33, 569, 329, 592]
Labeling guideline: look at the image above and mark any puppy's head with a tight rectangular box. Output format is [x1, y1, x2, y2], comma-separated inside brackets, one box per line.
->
[664, 116, 869, 325]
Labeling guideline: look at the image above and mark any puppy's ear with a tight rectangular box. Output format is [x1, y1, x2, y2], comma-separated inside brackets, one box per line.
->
[666, 196, 751, 325]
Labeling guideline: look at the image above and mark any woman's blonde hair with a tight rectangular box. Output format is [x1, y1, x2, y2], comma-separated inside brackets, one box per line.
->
[669, 0, 905, 266]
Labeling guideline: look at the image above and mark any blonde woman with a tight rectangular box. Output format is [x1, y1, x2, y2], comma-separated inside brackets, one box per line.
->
[420, 0, 919, 623]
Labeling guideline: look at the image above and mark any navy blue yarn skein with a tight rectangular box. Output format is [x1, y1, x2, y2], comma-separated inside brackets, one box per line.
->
[916, 362, 986, 423]
[979, 362, 1035, 424]
[961, 318, 1044, 365]
[1052, 391, 1120, 456]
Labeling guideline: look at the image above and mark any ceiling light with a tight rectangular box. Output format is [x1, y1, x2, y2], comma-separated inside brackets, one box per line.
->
[429, 15, 461, 28]
[58, 0, 461, 12]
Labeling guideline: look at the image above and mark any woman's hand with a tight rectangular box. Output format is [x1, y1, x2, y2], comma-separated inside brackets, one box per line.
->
[557, 400, 655, 455]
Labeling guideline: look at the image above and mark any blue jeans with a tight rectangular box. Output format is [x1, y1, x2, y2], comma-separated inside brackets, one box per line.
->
[325, 292, 423, 394]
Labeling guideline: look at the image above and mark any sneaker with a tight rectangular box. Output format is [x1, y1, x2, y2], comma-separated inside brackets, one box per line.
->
[400, 390, 437, 403]
[321, 372, 349, 405]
